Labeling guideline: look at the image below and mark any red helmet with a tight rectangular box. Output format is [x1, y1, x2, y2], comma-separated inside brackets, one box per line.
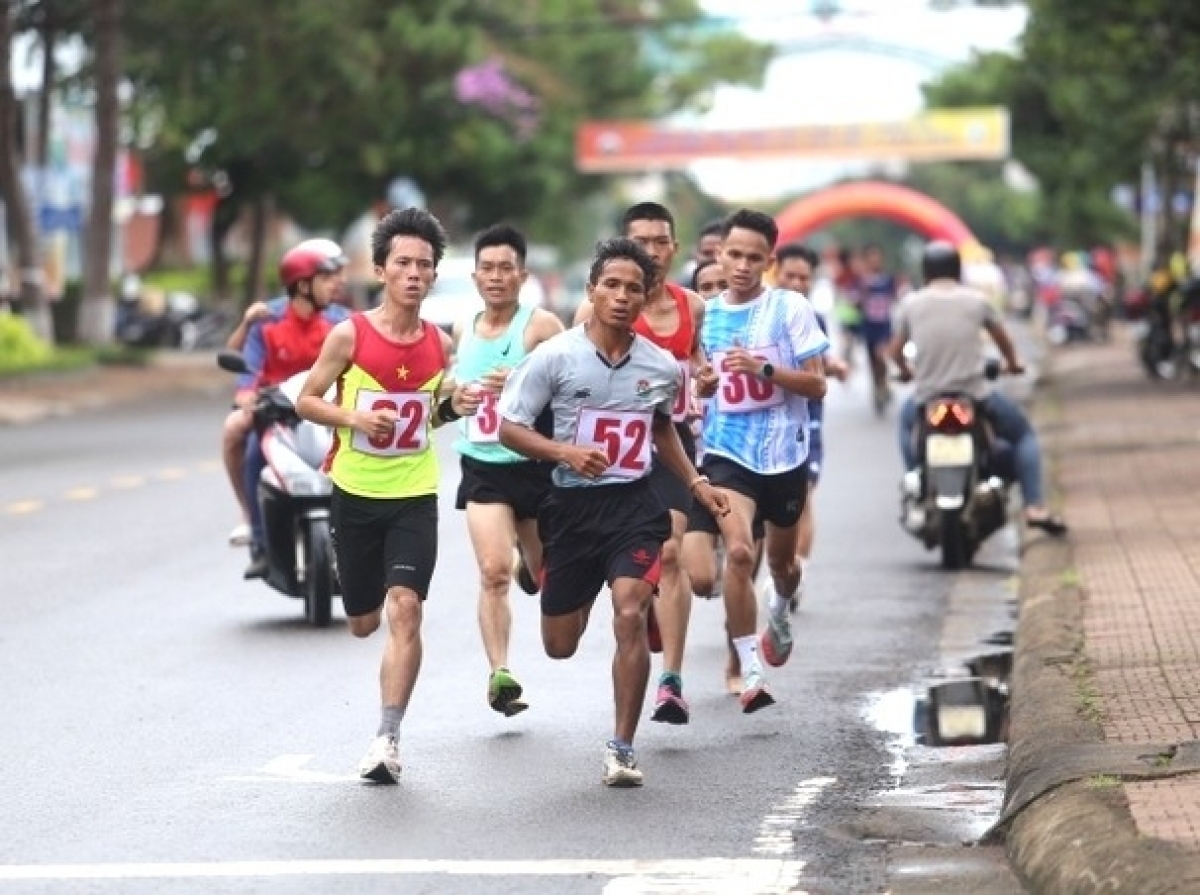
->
[279, 242, 343, 289]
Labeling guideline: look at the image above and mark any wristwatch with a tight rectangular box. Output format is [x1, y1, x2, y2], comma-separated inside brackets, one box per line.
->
[760, 362, 775, 379]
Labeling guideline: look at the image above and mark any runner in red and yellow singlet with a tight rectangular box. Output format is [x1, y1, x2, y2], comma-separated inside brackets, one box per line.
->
[297, 208, 480, 785]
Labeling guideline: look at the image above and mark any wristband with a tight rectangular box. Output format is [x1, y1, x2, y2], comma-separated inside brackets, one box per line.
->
[436, 396, 461, 424]
[688, 474, 710, 491]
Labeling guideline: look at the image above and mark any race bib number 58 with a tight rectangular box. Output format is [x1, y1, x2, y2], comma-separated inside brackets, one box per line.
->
[351, 390, 431, 456]
[713, 345, 785, 413]
[574, 407, 652, 478]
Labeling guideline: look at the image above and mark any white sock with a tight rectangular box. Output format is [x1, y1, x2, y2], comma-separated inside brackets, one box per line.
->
[767, 582, 790, 618]
[733, 634, 761, 680]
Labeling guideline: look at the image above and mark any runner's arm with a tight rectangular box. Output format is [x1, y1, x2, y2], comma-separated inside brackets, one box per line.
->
[296, 322, 356, 429]
[651, 413, 728, 517]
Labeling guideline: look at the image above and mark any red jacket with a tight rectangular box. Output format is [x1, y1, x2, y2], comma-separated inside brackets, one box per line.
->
[256, 303, 333, 388]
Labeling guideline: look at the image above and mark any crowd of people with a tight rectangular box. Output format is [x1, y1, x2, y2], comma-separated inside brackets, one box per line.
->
[220, 203, 1063, 788]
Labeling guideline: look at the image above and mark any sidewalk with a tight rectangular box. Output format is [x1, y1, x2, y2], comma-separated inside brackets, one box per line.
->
[0, 350, 228, 425]
[1000, 324, 1200, 892]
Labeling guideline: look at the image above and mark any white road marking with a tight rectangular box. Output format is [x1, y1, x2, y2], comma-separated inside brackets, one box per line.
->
[752, 776, 838, 858]
[0, 858, 806, 885]
[222, 754, 358, 784]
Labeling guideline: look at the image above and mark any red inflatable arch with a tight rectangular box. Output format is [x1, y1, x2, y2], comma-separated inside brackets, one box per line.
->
[775, 181, 977, 248]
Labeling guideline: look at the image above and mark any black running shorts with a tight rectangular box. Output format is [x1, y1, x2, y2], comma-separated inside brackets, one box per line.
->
[330, 487, 438, 616]
[537, 478, 671, 617]
[455, 456, 553, 522]
[698, 455, 808, 529]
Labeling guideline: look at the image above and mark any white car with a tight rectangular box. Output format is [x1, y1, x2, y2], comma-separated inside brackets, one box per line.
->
[419, 257, 545, 332]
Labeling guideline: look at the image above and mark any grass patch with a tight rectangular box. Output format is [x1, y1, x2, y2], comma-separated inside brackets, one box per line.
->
[1059, 567, 1083, 588]
[0, 344, 156, 379]
[1070, 635, 1105, 726]
[1086, 774, 1122, 789]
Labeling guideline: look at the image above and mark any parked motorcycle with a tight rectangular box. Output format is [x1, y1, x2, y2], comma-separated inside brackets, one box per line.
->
[899, 359, 1014, 570]
[216, 349, 339, 626]
[1134, 277, 1200, 381]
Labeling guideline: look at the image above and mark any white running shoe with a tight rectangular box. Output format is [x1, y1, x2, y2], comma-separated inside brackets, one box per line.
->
[602, 741, 644, 787]
[228, 522, 252, 548]
[358, 734, 401, 784]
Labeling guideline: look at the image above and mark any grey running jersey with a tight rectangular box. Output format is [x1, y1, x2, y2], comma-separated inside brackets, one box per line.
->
[498, 324, 680, 488]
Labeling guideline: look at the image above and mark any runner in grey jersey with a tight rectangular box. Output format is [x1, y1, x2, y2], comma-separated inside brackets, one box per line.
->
[498, 237, 727, 788]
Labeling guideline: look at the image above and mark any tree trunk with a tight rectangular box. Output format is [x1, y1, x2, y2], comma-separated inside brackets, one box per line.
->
[242, 191, 272, 307]
[35, 8, 53, 168]
[78, 0, 122, 346]
[0, 0, 50, 340]
[209, 193, 238, 303]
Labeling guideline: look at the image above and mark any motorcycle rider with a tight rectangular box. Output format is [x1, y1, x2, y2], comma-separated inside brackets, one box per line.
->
[241, 242, 349, 579]
[221, 239, 349, 548]
[890, 241, 1068, 536]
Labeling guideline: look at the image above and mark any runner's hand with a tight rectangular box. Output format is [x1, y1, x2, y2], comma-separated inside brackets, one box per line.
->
[694, 363, 718, 399]
[479, 367, 510, 392]
[825, 357, 850, 382]
[721, 347, 763, 376]
[560, 446, 610, 478]
[694, 482, 729, 518]
[451, 382, 483, 417]
[352, 407, 398, 441]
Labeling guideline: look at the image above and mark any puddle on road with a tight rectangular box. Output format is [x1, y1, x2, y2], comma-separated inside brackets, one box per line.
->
[864, 687, 919, 782]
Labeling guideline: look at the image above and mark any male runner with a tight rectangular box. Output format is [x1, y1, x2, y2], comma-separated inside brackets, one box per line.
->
[452, 223, 563, 717]
[296, 208, 480, 784]
[498, 237, 727, 787]
[694, 210, 828, 712]
[574, 202, 706, 726]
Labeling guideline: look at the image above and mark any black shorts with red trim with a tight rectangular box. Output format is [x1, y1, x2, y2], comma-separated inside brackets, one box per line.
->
[536, 477, 671, 617]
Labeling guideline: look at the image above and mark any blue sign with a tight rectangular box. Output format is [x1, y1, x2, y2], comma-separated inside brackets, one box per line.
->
[38, 205, 83, 233]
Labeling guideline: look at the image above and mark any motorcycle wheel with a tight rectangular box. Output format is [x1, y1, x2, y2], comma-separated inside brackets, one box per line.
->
[939, 509, 970, 570]
[304, 518, 334, 628]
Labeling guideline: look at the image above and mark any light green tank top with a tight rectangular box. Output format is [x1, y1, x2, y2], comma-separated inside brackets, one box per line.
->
[454, 303, 534, 463]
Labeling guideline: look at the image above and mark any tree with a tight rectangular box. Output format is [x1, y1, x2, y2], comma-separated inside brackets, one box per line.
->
[121, 0, 770, 304]
[0, 1, 50, 339]
[76, 0, 120, 344]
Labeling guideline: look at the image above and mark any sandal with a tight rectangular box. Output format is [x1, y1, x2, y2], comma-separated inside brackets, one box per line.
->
[1026, 514, 1068, 536]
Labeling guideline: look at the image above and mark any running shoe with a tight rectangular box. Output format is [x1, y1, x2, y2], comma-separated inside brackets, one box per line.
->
[740, 670, 776, 714]
[646, 603, 663, 653]
[760, 611, 794, 668]
[358, 734, 401, 784]
[228, 522, 251, 548]
[512, 546, 538, 595]
[650, 676, 690, 725]
[487, 667, 528, 717]
[602, 741, 644, 787]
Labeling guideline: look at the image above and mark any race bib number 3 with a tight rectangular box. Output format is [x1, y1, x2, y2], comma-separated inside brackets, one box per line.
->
[714, 345, 785, 413]
[671, 362, 691, 422]
[574, 407, 653, 479]
[466, 389, 500, 444]
[351, 390, 431, 456]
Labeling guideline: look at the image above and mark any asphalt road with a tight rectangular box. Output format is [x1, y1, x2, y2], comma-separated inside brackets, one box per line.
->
[0, 371, 1024, 894]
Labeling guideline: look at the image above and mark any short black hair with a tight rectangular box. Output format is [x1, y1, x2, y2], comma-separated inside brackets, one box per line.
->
[690, 258, 722, 291]
[721, 209, 779, 251]
[699, 218, 724, 239]
[371, 207, 448, 268]
[473, 223, 527, 264]
[776, 242, 819, 269]
[588, 237, 656, 289]
[620, 202, 676, 238]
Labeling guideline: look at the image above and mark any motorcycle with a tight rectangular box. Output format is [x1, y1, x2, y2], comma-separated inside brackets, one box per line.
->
[216, 349, 339, 626]
[899, 359, 1014, 570]
[1134, 277, 1200, 381]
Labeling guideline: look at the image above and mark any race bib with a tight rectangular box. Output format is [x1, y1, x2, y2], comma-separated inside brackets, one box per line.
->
[466, 388, 501, 444]
[714, 345, 785, 414]
[671, 362, 692, 422]
[350, 390, 431, 456]
[574, 407, 653, 479]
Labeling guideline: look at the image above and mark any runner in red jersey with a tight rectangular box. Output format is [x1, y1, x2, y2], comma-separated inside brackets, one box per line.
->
[575, 201, 706, 726]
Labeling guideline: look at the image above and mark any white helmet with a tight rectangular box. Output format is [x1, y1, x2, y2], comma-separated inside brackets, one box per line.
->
[294, 237, 347, 269]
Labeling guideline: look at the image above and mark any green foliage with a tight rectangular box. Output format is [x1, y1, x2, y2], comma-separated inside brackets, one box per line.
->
[0, 312, 53, 371]
[122, 1, 770, 249]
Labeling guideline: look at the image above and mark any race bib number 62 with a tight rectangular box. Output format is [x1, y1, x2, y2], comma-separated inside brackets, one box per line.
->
[351, 390, 431, 456]
[574, 407, 652, 478]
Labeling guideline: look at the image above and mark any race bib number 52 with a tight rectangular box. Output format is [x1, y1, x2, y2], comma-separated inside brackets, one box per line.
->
[713, 345, 784, 413]
[574, 407, 653, 478]
[351, 390, 431, 456]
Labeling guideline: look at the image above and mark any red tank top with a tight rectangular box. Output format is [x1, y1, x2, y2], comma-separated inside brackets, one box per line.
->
[348, 313, 445, 392]
[633, 282, 693, 361]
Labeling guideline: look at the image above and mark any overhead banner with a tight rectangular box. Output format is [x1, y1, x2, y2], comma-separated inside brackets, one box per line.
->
[575, 108, 1010, 172]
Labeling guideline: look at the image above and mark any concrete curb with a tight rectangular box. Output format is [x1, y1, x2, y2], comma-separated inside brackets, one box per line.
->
[996, 353, 1200, 892]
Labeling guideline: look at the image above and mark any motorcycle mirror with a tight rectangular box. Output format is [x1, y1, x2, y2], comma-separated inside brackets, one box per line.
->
[216, 349, 250, 374]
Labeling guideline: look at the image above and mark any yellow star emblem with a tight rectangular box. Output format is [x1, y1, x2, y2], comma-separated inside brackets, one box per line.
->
[396, 365, 409, 380]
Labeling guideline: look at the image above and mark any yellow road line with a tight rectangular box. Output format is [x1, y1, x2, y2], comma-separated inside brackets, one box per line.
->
[155, 467, 189, 481]
[4, 500, 44, 515]
[195, 460, 221, 473]
[109, 475, 145, 489]
[64, 487, 99, 501]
